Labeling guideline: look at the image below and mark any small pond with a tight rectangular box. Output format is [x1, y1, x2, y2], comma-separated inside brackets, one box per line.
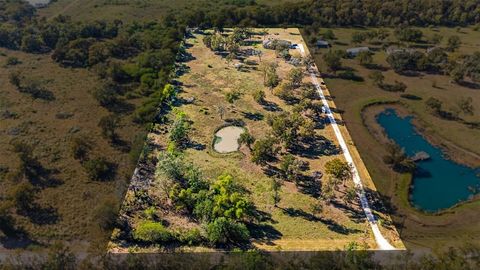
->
[377, 109, 480, 212]
[213, 126, 245, 153]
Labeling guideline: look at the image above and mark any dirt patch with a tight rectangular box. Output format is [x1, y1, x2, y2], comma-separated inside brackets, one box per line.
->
[213, 126, 244, 153]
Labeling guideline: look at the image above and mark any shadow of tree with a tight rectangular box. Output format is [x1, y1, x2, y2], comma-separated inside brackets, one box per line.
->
[261, 101, 283, 112]
[289, 135, 341, 158]
[19, 204, 59, 225]
[295, 175, 321, 198]
[281, 207, 362, 235]
[242, 111, 264, 121]
[329, 200, 365, 223]
[25, 161, 63, 188]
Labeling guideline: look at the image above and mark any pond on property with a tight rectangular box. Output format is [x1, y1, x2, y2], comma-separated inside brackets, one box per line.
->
[377, 109, 480, 212]
[213, 126, 244, 153]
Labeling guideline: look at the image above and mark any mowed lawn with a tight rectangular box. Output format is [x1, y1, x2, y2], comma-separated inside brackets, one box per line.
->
[303, 26, 480, 250]
[133, 28, 406, 251]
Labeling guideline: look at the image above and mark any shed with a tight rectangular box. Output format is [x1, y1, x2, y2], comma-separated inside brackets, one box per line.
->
[316, 40, 330, 48]
[346, 47, 370, 57]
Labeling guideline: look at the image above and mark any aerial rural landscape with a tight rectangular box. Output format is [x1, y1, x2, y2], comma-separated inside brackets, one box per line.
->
[0, 0, 479, 268]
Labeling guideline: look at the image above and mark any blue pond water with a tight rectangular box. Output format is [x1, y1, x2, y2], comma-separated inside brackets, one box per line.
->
[377, 109, 480, 212]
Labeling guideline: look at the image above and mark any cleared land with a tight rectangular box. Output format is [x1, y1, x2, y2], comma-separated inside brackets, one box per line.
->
[303, 27, 480, 250]
[110, 28, 403, 252]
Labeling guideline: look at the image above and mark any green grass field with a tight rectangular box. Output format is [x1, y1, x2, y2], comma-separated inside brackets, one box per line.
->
[302, 26, 480, 250]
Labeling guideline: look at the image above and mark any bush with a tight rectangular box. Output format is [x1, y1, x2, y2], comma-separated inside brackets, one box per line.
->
[225, 91, 241, 103]
[206, 217, 250, 245]
[6, 56, 21, 66]
[83, 157, 115, 181]
[252, 89, 265, 104]
[133, 221, 171, 243]
[71, 136, 92, 161]
[379, 81, 407, 92]
[93, 198, 118, 230]
[176, 228, 204, 246]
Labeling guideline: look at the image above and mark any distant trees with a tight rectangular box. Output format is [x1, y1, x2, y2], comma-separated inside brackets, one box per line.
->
[369, 71, 384, 86]
[457, 97, 474, 116]
[323, 50, 343, 74]
[351, 32, 366, 44]
[425, 97, 443, 115]
[386, 50, 424, 73]
[394, 28, 423, 43]
[446, 35, 461, 52]
[357, 51, 373, 66]
[448, 52, 480, 84]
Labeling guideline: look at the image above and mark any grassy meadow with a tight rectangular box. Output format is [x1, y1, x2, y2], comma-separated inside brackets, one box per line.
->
[0, 47, 145, 251]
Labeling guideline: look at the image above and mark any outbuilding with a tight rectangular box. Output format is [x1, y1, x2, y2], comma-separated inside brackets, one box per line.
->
[346, 47, 370, 57]
[316, 40, 330, 48]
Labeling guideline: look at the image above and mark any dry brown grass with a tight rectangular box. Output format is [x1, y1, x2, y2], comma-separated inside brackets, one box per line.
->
[0, 49, 144, 251]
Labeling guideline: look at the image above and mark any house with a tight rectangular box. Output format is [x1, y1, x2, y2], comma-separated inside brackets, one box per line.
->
[346, 47, 370, 57]
[316, 40, 330, 48]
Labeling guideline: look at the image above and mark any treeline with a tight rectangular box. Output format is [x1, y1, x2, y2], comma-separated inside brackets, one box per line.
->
[178, 0, 480, 28]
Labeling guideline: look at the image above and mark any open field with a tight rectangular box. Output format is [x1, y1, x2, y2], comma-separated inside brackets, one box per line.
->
[302, 26, 480, 250]
[0, 49, 147, 251]
[110, 28, 403, 252]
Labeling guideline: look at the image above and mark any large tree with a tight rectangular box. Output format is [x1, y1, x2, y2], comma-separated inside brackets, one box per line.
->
[325, 158, 352, 188]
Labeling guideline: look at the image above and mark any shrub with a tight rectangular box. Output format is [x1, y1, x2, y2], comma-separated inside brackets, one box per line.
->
[206, 217, 250, 245]
[133, 221, 171, 243]
[71, 136, 92, 161]
[176, 228, 204, 246]
[6, 56, 21, 66]
[225, 91, 241, 103]
[252, 89, 265, 104]
[83, 157, 115, 181]
[238, 131, 255, 149]
[93, 198, 118, 230]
